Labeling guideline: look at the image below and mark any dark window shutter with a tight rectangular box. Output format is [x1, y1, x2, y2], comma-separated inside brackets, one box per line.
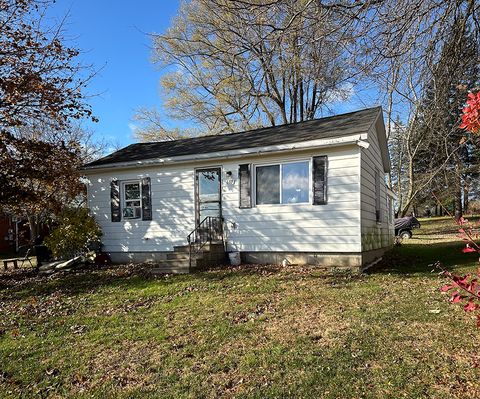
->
[141, 177, 152, 221]
[239, 164, 252, 208]
[312, 156, 328, 205]
[110, 180, 121, 222]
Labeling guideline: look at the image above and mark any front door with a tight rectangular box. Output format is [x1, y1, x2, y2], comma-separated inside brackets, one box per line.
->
[195, 168, 222, 232]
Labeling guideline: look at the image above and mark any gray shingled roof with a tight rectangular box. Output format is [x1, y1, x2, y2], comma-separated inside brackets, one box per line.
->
[84, 106, 381, 168]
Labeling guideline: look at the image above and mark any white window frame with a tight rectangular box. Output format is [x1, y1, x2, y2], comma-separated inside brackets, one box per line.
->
[122, 180, 142, 220]
[253, 159, 311, 206]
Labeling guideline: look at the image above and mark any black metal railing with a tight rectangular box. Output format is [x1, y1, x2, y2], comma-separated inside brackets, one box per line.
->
[187, 216, 224, 268]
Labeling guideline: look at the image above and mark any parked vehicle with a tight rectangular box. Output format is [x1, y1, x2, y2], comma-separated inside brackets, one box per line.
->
[394, 216, 421, 240]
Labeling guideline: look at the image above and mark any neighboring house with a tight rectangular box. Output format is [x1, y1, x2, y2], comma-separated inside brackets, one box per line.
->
[0, 214, 31, 254]
[82, 106, 394, 273]
[0, 214, 15, 253]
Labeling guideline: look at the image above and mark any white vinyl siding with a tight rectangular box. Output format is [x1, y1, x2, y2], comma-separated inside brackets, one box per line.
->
[86, 166, 196, 252]
[222, 147, 361, 253]
[360, 117, 394, 251]
[85, 145, 362, 254]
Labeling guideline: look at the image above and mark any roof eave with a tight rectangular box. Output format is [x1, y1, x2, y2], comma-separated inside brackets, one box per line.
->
[81, 133, 366, 173]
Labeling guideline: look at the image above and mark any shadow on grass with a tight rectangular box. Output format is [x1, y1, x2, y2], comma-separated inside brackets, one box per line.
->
[1, 261, 352, 302]
[368, 240, 478, 277]
[5, 237, 474, 300]
[0, 265, 178, 300]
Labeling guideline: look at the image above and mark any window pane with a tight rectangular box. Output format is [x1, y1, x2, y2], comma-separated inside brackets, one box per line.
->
[256, 165, 280, 204]
[198, 170, 220, 201]
[282, 161, 309, 204]
[123, 207, 134, 218]
[124, 183, 140, 200]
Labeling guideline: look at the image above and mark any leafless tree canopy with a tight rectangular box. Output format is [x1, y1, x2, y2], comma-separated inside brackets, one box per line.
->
[145, 0, 479, 215]
[149, 0, 358, 135]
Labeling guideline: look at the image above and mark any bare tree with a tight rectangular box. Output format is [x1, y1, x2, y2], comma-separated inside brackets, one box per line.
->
[132, 107, 192, 142]
[149, 0, 355, 134]
[355, 0, 479, 215]
[144, 0, 480, 217]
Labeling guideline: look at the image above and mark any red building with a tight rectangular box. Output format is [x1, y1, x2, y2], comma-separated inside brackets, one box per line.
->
[0, 214, 15, 254]
[0, 214, 32, 255]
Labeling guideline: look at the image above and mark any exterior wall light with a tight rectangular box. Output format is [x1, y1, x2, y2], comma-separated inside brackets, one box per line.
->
[225, 170, 236, 185]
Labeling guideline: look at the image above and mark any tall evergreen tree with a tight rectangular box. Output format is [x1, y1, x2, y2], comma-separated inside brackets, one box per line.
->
[409, 25, 479, 217]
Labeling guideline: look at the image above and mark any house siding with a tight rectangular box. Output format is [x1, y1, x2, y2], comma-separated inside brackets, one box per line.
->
[360, 117, 394, 253]
[222, 147, 361, 253]
[85, 145, 362, 256]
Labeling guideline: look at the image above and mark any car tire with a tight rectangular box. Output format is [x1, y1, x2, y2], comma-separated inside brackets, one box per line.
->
[400, 230, 412, 240]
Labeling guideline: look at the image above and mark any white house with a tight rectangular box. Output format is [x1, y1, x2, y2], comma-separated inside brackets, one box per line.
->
[82, 106, 394, 273]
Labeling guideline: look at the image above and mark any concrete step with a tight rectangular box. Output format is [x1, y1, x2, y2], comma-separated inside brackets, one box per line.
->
[148, 266, 190, 275]
[173, 242, 224, 253]
[173, 245, 190, 253]
[158, 241, 226, 273]
[157, 259, 191, 268]
[168, 252, 226, 261]
[167, 252, 196, 260]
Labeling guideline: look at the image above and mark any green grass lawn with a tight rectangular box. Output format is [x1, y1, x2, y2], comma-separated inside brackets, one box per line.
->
[1, 217, 480, 398]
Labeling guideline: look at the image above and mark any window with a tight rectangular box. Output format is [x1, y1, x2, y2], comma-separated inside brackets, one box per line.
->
[256, 165, 280, 204]
[255, 161, 309, 205]
[122, 181, 142, 219]
[282, 161, 310, 204]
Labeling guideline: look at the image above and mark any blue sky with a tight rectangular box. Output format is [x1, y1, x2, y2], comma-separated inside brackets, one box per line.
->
[48, 1, 380, 151]
[48, 0, 181, 148]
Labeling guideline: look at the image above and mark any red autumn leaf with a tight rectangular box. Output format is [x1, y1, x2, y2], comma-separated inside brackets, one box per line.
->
[460, 91, 480, 134]
[465, 300, 478, 312]
[462, 246, 476, 253]
[440, 284, 453, 292]
[450, 292, 463, 303]
[467, 279, 478, 293]
[454, 275, 470, 286]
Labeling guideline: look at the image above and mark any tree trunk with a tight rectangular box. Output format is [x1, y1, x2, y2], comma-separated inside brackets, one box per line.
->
[454, 162, 463, 221]
[27, 215, 38, 244]
[400, 156, 415, 217]
[463, 181, 469, 215]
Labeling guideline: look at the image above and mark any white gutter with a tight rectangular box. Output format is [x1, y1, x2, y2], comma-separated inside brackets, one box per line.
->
[82, 133, 367, 172]
[386, 186, 397, 200]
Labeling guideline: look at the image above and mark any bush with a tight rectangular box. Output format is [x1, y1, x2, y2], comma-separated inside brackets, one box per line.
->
[45, 208, 102, 259]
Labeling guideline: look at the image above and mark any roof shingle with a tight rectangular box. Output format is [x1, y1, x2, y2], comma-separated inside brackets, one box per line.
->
[84, 106, 381, 168]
